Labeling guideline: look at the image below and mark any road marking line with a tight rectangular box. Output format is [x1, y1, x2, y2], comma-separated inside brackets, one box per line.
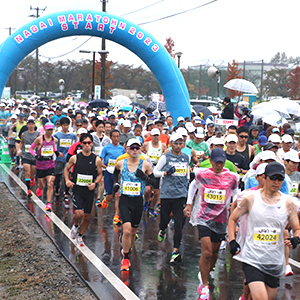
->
[289, 258, 300, 269]
[1, 164, 139, 300]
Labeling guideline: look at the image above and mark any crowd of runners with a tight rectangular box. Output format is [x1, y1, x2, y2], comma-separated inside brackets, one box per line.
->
[0, 97, 300, 300]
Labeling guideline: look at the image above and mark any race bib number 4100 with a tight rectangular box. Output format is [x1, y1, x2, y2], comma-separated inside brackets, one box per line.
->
[122, 181, 141, 196]
[204, 188, 226, 204]
[253, 227, 280, 246]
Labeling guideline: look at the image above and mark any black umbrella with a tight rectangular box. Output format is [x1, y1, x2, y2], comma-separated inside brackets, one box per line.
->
[88, 99, 109, 108]
[192, 105, 214, 119]
[130, 102, 147, 110]
[147, 101, 166, 112]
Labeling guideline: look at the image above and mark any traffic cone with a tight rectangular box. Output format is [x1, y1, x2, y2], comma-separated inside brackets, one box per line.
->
[0, 138, 11, 164]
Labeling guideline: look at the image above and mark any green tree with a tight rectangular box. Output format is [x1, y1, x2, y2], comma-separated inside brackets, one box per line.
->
[225, 60, 243, 98]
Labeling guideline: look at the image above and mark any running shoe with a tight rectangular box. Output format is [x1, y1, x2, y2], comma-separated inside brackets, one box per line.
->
[26, 189, 33, 198]
[11, 161, 16, 166]
[76, 235, 85, 247]
[121, 270, 130, 286]
[156, 202, 161, 212]
[169, 219, 175, 229]
[200, 286, 210, 300]
[198, 271, 203, 294]
[170, 251, 182, 264]
[36, 187, 43, 197]
[121, 256, 131, 271]
[149, 208, 157, 218]
[44, 202, 52, 212]
[30, 178, 36, 187]
[239, 295, 246, 300]
[113, 214, 122, 226]
[135, 233, 139, 241]
[96, 199, 102, 207]
[101, 198, 109, 209]
[285, 264, 294, 276]
[64, 196, 70, 209]
[143, 201, 149, 212]
[158, 230, 166, 242]
[70, 224, 78, 239]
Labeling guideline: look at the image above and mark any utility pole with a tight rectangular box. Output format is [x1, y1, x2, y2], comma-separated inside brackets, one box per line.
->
[100, 0, 107, 99]
[260, 59, 264, 102]
[29, 5, 46, 95]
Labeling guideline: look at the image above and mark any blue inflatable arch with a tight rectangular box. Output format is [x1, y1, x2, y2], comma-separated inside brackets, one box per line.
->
[0, 10, 190, 120]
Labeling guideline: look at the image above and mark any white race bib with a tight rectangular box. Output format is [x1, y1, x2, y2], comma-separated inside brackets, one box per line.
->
[253, 227, 280, 246]
[11, 132, 17, 138]
[25, 144, 31, 153]
[122, 181, 141, 196]
[41, 146, 53, 156]
[148, 151, 161, 164]
[60, 139, 72, 148]
[76, 174, 93, 186]
[94, 147, 101, 156]
[290, 182, 298, 197]
[204, 188, 226, 204]
[171, 162, 188, 177]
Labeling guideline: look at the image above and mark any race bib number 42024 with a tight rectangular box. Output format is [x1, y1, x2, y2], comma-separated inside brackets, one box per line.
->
[253, 227, 280, 246]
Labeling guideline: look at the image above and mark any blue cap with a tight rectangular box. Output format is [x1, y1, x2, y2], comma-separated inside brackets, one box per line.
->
[19, 113, 25, 118]
[201, 120, 206, 125]
[137, 109, 141, 114]
[210, 148, 226, 163]
[242, 107, 250, 111]
[258, 135, 268, 146]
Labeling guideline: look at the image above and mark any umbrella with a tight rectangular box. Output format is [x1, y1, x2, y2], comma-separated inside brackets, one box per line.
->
[252, 102, 289, 118]
[88, 99, 109, 108]
[112, 95, 131, 106]
[130, 102, 147, 109]
[147, 101, 166, 113]
[262, 114, 283, 127]
[192, 105, 214, 120]
[119, 105, 133, 112]
[237, 101, 250, 106]
[224, 79, 258, 94]
[269, 98, 300, 116]
[77, 101, 88, 107]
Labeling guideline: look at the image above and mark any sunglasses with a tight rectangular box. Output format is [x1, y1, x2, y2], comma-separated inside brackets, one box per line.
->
[82, 141, 92, 145]
[173, 141, 184, 145]
[239, 135, 248, 139]
[129, 146, 140, 150]
[268, 175, 284, 181]
[76, 124, 82, 127]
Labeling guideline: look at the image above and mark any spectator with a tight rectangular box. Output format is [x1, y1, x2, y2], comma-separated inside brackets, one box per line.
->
[221, 97, 234, 119]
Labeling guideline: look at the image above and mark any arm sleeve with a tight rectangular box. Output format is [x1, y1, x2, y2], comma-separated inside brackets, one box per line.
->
[29, 142, 37, 156]
[153, 155, 167, 177]
[187, 179, 198, 205]
[66, 153, 72, 162]
[113, 168, 120, 183]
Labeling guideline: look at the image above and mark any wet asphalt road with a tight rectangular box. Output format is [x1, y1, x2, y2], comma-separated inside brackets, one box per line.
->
[1, 164, 300, 300]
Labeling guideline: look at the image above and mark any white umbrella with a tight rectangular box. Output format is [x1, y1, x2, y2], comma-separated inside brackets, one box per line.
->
[252, 102, 289, 117]
[269, 98, 300, 116]
[251, 108, 280, 120]
[237, 101, 250, 106]
[224, 79, 258, 94]
[112, 95, 131, 106]
[262, 114, 283, 127]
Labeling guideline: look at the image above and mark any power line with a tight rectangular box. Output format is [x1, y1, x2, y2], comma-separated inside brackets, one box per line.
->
[42, 37, 78, 49]
[40, 37, 93, 59]
[120, 0, 164, 17]
[138, 0, 217, 25]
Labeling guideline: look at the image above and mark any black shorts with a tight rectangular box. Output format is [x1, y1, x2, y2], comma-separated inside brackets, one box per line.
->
[36, 168, 55, 179]
[119, 194, 143, 228]
[22, 158, 36, 166]
[197, 225, 226, 243]
[72, 192, 94, 214]
[8, 144, 15, 149]
[242, 263, 280, 288]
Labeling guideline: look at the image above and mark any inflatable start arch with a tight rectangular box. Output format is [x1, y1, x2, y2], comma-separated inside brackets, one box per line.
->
[0, 10, 190, 119]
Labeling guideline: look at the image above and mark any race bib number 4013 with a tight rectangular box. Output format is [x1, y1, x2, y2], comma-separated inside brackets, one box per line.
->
[204, 188, 226, 204]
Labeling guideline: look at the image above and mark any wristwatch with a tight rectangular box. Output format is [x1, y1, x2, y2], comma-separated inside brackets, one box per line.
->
[94, 182, 99, 188]
[240, 168, 243, 173]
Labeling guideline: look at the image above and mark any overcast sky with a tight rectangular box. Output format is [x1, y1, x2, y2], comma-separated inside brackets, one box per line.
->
[0, 0, 299, 70]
